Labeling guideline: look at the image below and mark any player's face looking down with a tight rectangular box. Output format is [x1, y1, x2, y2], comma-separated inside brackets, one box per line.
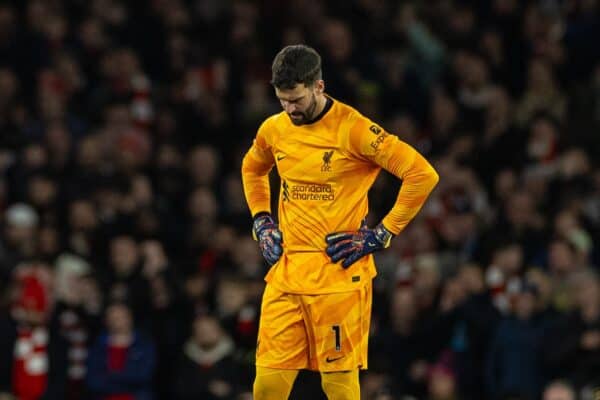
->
[275, 80, 325, 125]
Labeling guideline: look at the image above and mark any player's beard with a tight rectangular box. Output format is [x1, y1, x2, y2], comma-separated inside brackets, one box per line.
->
[289, 93, 318, 126]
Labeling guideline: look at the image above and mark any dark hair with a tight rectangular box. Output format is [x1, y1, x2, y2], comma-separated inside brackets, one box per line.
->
[271, 44, 322, 90]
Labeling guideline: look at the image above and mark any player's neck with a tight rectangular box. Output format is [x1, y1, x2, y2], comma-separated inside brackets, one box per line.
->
[312, 94, 328, 118]
[306, 94, 331, 124]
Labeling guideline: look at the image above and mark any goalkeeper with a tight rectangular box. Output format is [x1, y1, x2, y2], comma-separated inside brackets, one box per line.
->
[242, 44, 439, 400]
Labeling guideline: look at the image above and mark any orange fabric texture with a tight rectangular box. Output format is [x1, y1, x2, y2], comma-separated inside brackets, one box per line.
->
[242, 96, 438, 294]
[255, 283, 371, 372]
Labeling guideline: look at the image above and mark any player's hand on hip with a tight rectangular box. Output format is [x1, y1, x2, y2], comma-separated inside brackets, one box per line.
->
[325, 222, 393, 268]
[252, 213, 283, 265]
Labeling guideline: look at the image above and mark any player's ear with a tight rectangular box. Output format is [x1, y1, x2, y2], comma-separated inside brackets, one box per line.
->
[314, 80, 325, 94]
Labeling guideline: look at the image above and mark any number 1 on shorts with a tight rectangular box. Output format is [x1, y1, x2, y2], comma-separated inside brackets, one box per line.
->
[332, 325, 341, 351]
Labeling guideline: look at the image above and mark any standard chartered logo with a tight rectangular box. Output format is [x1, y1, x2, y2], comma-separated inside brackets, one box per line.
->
[288, 183, 335, 201]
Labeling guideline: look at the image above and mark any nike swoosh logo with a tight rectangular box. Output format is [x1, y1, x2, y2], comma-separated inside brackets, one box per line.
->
[277, 155, 286, 161]
[325, 356, 344, 363]
[367, 242, 376, 247]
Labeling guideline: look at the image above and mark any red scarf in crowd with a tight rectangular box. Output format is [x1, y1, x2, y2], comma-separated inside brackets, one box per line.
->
[12, 326, 49, 400]
[12, 274, 50, 400]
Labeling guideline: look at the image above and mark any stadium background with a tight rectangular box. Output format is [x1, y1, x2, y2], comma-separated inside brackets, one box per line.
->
[1, 0, 599, 399]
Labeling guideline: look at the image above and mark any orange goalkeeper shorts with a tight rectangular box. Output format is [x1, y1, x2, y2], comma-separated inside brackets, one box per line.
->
[255, 282, 372, 372]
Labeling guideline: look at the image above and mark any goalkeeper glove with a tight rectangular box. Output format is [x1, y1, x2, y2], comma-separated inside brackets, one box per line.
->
[325, 223, 394, 268]
[253, 213, 283, 265]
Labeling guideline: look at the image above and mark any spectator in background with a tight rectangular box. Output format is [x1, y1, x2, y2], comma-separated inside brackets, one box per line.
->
[544, 270, 600, 391]
[541, 380, 575, 400]
[426, 362, 459, 400]
[105, 235, 149, 320]
[370, 286, 431, 397]
[0, 264, 68, 400]
[86, 302, 156, 400]
[485, 281, 545, 400]
[172, 314, 249, 400]
[0, 204, 39, 284]
[53, 253, 101, 400]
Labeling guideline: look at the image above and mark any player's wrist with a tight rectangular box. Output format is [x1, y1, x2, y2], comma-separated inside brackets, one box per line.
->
[374, 223, 394, 249]
[252, 212, 275, 240]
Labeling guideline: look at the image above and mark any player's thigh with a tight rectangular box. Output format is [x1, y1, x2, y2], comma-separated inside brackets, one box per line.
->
[304, 283, 372, 372]
[256, 284, 309, 369]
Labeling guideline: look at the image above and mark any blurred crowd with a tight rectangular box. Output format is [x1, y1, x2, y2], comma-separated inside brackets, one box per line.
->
[0, 0, 599, 399]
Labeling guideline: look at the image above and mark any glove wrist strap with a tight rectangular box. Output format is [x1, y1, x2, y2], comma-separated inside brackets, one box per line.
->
[374, 223, 393, 248]
[252, 213, 273, 240]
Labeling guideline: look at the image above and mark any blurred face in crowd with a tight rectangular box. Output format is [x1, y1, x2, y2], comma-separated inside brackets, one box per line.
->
[486, 86, 511, 128]
[431, 91, 458, 134]
[79, 17, 107, 51]
[526, 268, 553, 310]
[506, 191, 535, 228]
[28, 175, 57, 208]
[68, 199, 97, 231]
[106, 303, 133, 335]
[0, 68, 17, 103]
[559, 148, 590, 178]
[216, 278, 247, 317]
[193, 316, 223, 350]
[407, 221, 438, 254]
[574, 274, 600, 311]
[77, 134, 103, 169]
[23, 144, 47, 170]
[514, 290, 536, 320]
[464, 53, 489, 89]
[322, 19, 352, 62]
[390, 287, 417, 332]
[275, 81, 325, 126]
[5, 224, 34, 248]
[37, 225, 59, 259]
[428, 368, 456, 400]
[494, 169, 517, 201]
[440, 278, 467, 312]
[413, 258, 441, 307]
[188, 187, 218, 220]
[527, 58, 554, 91]
[528, 117, 558, 161]
[543, 382, 575, 400]
[110, 236, 139, 276]
[548, 240, 575, 275]
[491, 243, 523, 275]
[187, 145, 220, 186]
[104, 103, 131, 134]
[458, 264, 485, 294]
[232, 236, 262, 277]
[554, 210, 579, 237]
[45, 124, 71, 156]
[129, 174, 153, 207]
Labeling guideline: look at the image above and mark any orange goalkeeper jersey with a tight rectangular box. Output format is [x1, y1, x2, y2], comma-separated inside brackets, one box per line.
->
[242, 96, 438, 294]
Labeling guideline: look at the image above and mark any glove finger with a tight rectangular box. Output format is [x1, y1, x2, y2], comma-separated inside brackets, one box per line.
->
[342, 251, 362, 268]
[326, 239, 353, 257]
[271, 230, 283, 242]
[272, 243, 282, 256]
[264, 249, 281, 265]
[325, 231, 354, 245]
[329, 245, 357, 263]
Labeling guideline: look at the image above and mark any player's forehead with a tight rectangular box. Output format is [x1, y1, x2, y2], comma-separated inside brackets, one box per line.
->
[275, 84, 310, 101]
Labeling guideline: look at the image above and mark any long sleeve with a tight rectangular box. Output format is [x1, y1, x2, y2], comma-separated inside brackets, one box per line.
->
[241, 119, 276, 217]
[347, 117, 439, 235]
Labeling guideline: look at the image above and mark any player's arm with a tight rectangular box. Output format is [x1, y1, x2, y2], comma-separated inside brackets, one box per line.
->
[326, 115, 439, 268]
[241, 120, 283, 265]
[355, 118, 439, 235]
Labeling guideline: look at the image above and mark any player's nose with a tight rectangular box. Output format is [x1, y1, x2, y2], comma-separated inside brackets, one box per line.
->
[283, 101, 296, 114]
